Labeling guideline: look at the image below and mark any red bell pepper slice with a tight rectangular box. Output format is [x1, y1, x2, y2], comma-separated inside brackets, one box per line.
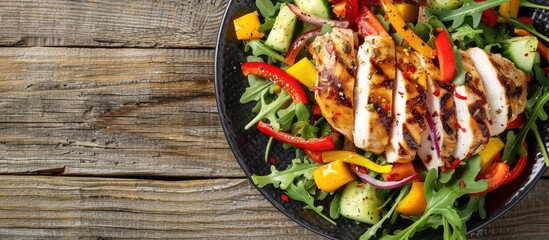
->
[311, 104, 322, 115]
[356, 4, 389, 37]
[435, 30, 456, 82]
[470, 161, 509, 196]
[474, 0, 497, 27]
[345, 0, 359, 24]
[501, 142, 528, 185]
[506, 113, 525, 129]
[333, 0, 359, 24]
[481, 9, 498, 27]
[361, 0, 382, 6]
[285, 28, 322, 65]
[304, 149, 323, 163]
[518, 17, 534, 24]
[256, 121, 336, 151]
[241, 62, 308, 104]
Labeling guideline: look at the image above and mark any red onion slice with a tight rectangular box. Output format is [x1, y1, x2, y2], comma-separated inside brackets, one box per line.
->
[287, 3, 350, 28]
[353, 169, 419, 189]
[285, 28, 322, 65]
[425, 113, 441, 159]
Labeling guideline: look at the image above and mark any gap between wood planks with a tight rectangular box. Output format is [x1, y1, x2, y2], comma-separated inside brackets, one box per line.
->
[0, 172, 249, 181]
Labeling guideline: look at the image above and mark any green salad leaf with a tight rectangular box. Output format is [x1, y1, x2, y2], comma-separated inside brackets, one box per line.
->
[286, 180, 337, 225]
[436, 0, 512, 28]
[329, 190, 342, 219]
[245, 90, 291, 130]
[501, 65, 549, 166]
[381, 155, 487, 240]
[255, 0, 276, 18]
[246, 39, 287, 63]
[507, 17, 549, 43]
[520, 0, 549, 10]
[251, 158, 320, 189]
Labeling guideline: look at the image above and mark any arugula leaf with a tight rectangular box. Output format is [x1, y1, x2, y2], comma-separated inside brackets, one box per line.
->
[501, 88, 549, 165]
[246, 39, 288, 63]
[321, 24, 333, 35]
[276, 103, 296, 131]
[330, 190, 342, 219]
[507, 17, 549, 43]
[381, 156, 487, 240]
[520, 0, 549, 10]
[451, 24, 482, 42]
[376, 14, 391, 32]
[439, 169, 455, 184]
[255, 0, 276, 18]
[264, 136, 274, 162]
[286, 180, 337, 225]
[251, 158, 320, 189]
[437, 0, 512, 28]
[290, 103, 319, 139]
[244, 91, 291, 130]
[360, 184, 411, 240]
[413, 23, 435, 48]
[457, 195, 484, 222]
[259, 16, 277, 32]
[240, 77, 273, 104]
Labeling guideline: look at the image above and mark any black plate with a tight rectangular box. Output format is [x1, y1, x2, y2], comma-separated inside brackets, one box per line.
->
[214, 1, 549, 239]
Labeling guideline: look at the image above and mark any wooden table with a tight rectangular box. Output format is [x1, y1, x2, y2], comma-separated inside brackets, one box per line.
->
[0, 1, 547, 239]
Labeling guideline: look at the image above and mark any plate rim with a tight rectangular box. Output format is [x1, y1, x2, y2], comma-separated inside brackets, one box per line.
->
[213, 0, 548, 238]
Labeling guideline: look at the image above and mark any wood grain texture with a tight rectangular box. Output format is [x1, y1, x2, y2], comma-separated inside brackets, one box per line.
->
[0, 47, 243, 177]
[0, 175, 547, 239]
[0, 0, 227, 48]
[0, 175, 318, 239]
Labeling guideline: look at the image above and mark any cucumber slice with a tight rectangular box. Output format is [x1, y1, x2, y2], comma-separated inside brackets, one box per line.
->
[294, 0, 331, 18]
[339, 180, 382, 224]
[265, 3, 297, 53]
[502, 36, 538, 74]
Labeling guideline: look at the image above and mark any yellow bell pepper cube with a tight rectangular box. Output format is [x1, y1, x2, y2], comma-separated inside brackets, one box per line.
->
[396, 181, 427, 216]
[313, 159, 355, 192]
[478, 138, 505, 175]
[380, 0, 435, 58]
[498, 0, 520, 22]
[321, 150, 392, 173]
[233, 12, 264, 40]
[285, 58, 317, 89]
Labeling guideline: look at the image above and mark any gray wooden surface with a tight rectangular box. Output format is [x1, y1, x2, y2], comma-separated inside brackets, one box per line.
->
[0, 0, 547, 239]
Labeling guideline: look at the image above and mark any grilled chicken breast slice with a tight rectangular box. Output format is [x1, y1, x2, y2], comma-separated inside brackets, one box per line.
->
[452, 50, 491, 160]
[354, 36, 396, 154]
[385, 47, 427, 163]
[416, 53, 457, 170]
[309, 28, 357, 140]
[467, 47, 527, 135]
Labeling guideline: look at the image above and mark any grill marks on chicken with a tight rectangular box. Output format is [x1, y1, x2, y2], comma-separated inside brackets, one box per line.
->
[310, 28, 357, 140]
[354, 36, 396, 154]
[309, 32, 527, 166]
[452, 50, 491, 160]
[467, 47, 527, 136]
[385, 47, 427, 163]
[417, 53, 457, 169]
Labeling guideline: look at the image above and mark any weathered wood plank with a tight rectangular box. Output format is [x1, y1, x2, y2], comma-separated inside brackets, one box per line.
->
[0, 175, 547, 239]
[0, 0, 227, 48]
[0, 176, 318, 239]
[0, 47, 243, 177]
